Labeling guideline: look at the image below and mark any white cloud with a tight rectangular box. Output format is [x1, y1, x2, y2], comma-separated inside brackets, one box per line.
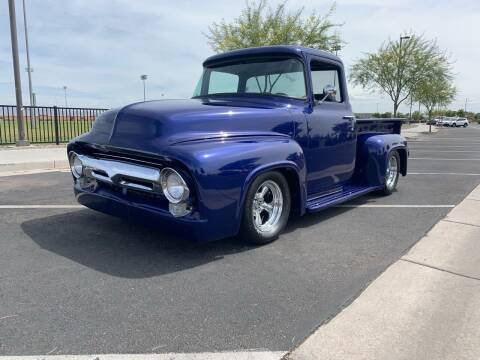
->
[0, 0, 479, 112]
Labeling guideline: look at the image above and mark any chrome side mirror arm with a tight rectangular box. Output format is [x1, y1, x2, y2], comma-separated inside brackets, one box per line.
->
[315, 84, 337, 106]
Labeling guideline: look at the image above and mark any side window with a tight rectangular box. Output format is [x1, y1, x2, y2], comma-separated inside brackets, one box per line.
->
[310, 61, 342, 103]
[208, 71, 239, 94]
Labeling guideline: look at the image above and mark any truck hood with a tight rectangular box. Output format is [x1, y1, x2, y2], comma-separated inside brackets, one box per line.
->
[93, 98, 297, 153]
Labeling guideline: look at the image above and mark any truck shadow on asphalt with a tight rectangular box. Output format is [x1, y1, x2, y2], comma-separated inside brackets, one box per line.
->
[20, 204, 355, 279]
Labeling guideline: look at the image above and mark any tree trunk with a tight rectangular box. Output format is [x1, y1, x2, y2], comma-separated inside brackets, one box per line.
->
[393, 102, 398, 117]
[428, 109, 432, 133]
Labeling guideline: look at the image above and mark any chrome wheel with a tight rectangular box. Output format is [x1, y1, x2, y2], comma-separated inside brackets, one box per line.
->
[385, 155, 399, 190]
[252, 180, 284, 233]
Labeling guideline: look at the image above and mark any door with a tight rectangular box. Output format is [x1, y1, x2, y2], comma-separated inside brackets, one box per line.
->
[305, 58, 357, 196]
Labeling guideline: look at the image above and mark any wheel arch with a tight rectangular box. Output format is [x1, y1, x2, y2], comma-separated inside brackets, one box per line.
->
[395, 147, 408, 176]
[239, 161, 307, 221]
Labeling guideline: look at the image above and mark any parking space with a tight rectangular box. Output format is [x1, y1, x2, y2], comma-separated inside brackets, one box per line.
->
[0, 127, 479, 356]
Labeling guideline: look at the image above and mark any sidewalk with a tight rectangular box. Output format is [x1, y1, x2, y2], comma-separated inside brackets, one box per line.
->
[0, 145, 68, 174]
[401, 123, 438, 139]
[287, 184, 480, 360]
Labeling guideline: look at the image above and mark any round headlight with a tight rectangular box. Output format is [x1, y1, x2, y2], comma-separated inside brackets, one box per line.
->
[69, 152, 83, 178]
[160, 168, 190, 204]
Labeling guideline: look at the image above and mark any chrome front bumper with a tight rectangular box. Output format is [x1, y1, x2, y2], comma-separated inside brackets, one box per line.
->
[76, 154, 163, 194]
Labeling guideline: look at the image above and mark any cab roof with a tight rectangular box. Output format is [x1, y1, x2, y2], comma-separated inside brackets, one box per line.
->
[203, 45, 342, 67]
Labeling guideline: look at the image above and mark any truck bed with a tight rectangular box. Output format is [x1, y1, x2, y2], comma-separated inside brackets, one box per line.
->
[356, 118, 404, 135]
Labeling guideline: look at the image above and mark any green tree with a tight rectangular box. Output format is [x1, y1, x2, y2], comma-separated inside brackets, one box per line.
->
[412, 76, 456, 132]
[349, 34, 452, 117]
[412, 111, 423, 121]
[205, 0, 343, 53]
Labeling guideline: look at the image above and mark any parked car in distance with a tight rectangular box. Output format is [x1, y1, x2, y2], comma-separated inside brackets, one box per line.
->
[453, 117, 469, 127]
[434, 116, 445, 126]
[67, 46, 409, 244]
[443, 117, 469, 127]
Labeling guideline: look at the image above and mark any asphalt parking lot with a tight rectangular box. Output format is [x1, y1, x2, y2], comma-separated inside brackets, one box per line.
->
[1, 126, 479, 357]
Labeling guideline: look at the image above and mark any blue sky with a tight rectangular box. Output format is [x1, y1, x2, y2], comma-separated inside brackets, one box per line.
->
[1, 0, 479, 113]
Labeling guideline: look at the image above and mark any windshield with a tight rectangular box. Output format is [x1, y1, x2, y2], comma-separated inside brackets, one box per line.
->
[193, 57, 306, 99]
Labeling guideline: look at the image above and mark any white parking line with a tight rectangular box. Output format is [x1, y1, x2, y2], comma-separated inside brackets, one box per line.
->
[410, 150, 480, 153]
[0, 351, 285, 360]
[410, 157, 480, 161]
[334, 204, 455, 208]
[0, 205, 83, 209]
[409, 172, 480, 176]
[409, 145, 480, 148]
[409, 138, 480, 141]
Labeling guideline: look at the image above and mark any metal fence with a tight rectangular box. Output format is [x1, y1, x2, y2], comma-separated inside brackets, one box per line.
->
[0, 105, 108, 145]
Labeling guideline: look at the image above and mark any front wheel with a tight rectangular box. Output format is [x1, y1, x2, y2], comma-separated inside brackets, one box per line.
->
[382, 151, 400, 195]
[240, 171, 291, 244]
[464, 123, 468, 128]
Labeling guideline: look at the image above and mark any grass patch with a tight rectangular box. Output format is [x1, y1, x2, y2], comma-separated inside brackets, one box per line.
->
[0, 118, 94, 144]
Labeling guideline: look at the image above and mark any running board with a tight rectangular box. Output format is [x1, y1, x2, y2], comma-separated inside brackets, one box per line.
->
[306, 184, 380, 212]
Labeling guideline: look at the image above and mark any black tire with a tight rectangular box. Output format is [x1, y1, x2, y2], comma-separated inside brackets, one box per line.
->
[381, 151, 400, 195]
[464, 123, 468, 128]
[240, 171, 291, 244]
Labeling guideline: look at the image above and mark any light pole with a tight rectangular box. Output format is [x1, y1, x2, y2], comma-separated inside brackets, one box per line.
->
[63, 86, 68, 107]
[8, 0, 28, 146]
[395, 35, 411, 117]
[464, 98, 468, 113]
[22, 0, 34, 106]
[140, 74, 148, 101]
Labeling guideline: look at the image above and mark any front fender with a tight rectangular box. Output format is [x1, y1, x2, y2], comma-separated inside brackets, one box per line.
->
[169, 136, 306, 239]
[354, 134, 408, 187]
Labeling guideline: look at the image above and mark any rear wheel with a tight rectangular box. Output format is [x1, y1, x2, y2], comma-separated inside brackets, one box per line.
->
[464, 123, 468, 128]
[382, 151, 400, 195]
[240, 171, 291, 244]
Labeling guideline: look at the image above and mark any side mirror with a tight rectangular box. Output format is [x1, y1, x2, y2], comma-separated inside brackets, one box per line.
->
[315, 84, 337, 105]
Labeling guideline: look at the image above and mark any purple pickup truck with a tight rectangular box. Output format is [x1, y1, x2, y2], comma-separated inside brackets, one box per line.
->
[67, 46, 408, 244]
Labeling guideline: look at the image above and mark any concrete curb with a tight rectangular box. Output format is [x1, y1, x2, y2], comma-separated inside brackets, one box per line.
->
[286, 183, 480, 360]
[0, 146, 68, 174]
[0, 160, 69, 173]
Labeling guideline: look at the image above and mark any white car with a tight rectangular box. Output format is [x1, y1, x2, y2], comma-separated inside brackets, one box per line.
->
[453, 117, 469, 127]
[444, 117, 469, 127]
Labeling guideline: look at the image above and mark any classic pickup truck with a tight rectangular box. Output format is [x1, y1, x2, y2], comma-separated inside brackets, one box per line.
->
[68, 46, 408, 244]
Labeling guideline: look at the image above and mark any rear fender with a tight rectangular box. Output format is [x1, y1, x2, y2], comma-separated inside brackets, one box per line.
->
[353, 134, 408, 187]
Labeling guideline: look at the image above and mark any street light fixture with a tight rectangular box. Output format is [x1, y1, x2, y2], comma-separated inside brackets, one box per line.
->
[333, 44, 342, 56]
[140, 74, 148, 101]
[400, 35, 411, 47]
